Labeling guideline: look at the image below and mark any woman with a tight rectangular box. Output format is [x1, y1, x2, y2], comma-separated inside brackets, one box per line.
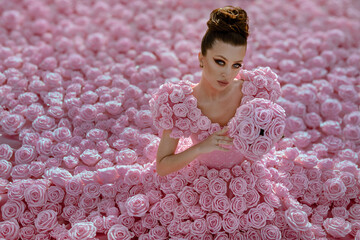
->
[154, 6, 252, 176]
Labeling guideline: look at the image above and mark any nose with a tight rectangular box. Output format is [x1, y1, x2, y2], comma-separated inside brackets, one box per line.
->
[222, 66, 231, 79]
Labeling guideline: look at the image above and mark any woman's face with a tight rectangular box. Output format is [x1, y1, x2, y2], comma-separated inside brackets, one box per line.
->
[199, 40, 247, 89]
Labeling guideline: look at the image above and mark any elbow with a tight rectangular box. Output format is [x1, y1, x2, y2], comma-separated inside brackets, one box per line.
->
[156, 158, 169, 177]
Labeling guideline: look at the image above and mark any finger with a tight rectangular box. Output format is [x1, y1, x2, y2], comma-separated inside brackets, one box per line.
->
[217, 139, 233, 146]
[216, 145, 231, 152]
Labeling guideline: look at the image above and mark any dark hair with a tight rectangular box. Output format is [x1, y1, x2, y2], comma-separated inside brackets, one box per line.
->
[201, 6, 249, 56]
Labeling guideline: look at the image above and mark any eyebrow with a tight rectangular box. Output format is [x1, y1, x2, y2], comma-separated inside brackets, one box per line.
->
[215, 55, 243, 63]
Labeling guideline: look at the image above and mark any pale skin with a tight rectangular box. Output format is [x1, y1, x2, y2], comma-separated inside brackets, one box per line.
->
[156, 40, 247, 176]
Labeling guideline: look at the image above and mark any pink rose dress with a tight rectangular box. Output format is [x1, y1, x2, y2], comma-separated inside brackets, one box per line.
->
[114, 67, 285, 239]
[149, 67, 282, 169]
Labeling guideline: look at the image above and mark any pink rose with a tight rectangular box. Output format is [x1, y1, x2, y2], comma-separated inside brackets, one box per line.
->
[323, 178, 347, 201]
[230, 196, 246, 215]
[188, 108, 202, 122]
[69, 222, 97, 240]
[124, 168, 141, 186]
[1, 114, 26, 135]
[80, 149, 101, 166]
[32, 115, 56, 132]
[212, 195, 230, 214]
[344, 111, 360, 125]
[285, 207, 311, 231]
[250, 136, 273, 158]
[0, 219, 20, 240]
[100, 184, 116, 198]
[47, 186, 65, 204]
[323, 217, 351, 238]
[242, 81, 258, 96]
[79, 105, 97, 121]
[83, 182, 100, 198]
[53, 127, 72, 142]
[36, 137, 53, 156]
[235, 119, 260, 143]
[344, 125, 360, 141]
[149, 225, 168, 240]
[188, 205, 206, 220]
[0, 144, 13, 160]
[0, 159, 12, 179]
[320, 98, 342, 118]
[266, 118, 285, 141]
[286, 116, 306, 133]
[159, 103, 173, 118]
[260, 225, 281, 240]
[229, 177, 248, 196]
[189, 218, 207, 235]
[19, 210, 35, 226]
[248, 208, 267, 229]
[108, 224, 135, 240]
[11, 164, 31, 179]
[78, 195, 99, 212]
[24, 184, 48, 207]
[257, 203, 275, 221]
[349, 204, 360, 220]
[125, 194, 149, 217]
[199, 192, 213, 211]
[209, 178, 227, 196]
[254, 108, 273, 129]
[175, 118, 191, 131]
[292, 131, 312, 149]
[332, 207, 349, 219]
[34, 210, 58, 233]
[44, 167, 72, 188]
[65, 177, 83, 196]
[1, 200, 26, 220]
[169, 86, 185, 103]
[173, 103, 188, 117]
[160, 194, 178, 213]
[158, 117, 174, 130]
[178, 186, 199, 207]
[206, 213, 222, 234]
[304, 112, 322, 128]
[19, 225, 36, 240]
[255, 178, 272, 195]
[116, 148, 138, 165]
[51, 142, 71, 157]
[196, 116, 211, 131]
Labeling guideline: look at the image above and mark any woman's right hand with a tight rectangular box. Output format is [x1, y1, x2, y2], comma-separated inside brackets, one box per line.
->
[197, 127, 233, 154]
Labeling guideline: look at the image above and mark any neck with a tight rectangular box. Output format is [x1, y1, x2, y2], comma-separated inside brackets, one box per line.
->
[196, 77, 231, 101]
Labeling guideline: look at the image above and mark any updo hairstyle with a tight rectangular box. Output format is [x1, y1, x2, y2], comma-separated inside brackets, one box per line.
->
[201, 6, 249, 56]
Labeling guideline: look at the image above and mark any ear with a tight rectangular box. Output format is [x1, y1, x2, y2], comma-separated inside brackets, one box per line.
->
[198, 52, 203, 64]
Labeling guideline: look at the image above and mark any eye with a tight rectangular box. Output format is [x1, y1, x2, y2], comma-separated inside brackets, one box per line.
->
[214, 59, 225, 66]
[233, 63, 242, 68]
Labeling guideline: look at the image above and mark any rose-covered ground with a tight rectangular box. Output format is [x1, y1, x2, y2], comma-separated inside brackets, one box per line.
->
[0, 0, 360, 239]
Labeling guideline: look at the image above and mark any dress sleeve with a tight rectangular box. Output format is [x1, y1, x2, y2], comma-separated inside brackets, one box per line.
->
[149, 80, 194, 139]
[238, 67, 281, 104]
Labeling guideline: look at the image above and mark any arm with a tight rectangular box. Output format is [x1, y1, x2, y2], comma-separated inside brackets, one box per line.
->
[156, 128, 233, 176]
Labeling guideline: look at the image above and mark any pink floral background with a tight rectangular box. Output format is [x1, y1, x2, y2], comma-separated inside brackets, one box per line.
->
[0, 0, 359, 239]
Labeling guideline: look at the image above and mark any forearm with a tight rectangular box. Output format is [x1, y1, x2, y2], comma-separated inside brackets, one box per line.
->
[156, 143, 203, 176]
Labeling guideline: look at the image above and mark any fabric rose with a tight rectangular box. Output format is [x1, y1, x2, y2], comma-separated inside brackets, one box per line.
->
[1, 114, 26, 135]
[178, 186, 199, 207]
[0, 159, 12, 179]
[80, 149, 102, 166]
[0, 219, 20, 240]
[208, 178, 227, 196]
[229, 177, 248, 196]
[32, 115, 56, 132]
[0, 143, 13, 160]
[160, 194, 178, 213]
[230, 196, 247, 215]
[1, 200, 26, 220]
[125, 194, 149, 217]
[34, 210, 58, 233]
[285, 207, 312, 231]
[260, 225, 281, 240]
[206, 213, 222, 234]
[24, 183, 48, 207]
[69, 222, 97, 240]
[248, 208, 267, 229]
[190, 218, 207, 236]
[196, 116, 211, 131]
[212, 195, 230, 214]
[323, 178, 347, 201]
[222, 213, 239, 233]
[323, 217, 352, 238]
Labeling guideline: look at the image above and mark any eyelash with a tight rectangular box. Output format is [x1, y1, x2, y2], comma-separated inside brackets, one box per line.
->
[215, 59, 242, 68]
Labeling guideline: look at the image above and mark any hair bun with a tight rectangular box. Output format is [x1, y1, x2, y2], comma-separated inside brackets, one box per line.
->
[207, 6, 249, 39]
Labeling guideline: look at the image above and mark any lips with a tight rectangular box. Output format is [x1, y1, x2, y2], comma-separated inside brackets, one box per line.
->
[217, 80, 229, 86]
